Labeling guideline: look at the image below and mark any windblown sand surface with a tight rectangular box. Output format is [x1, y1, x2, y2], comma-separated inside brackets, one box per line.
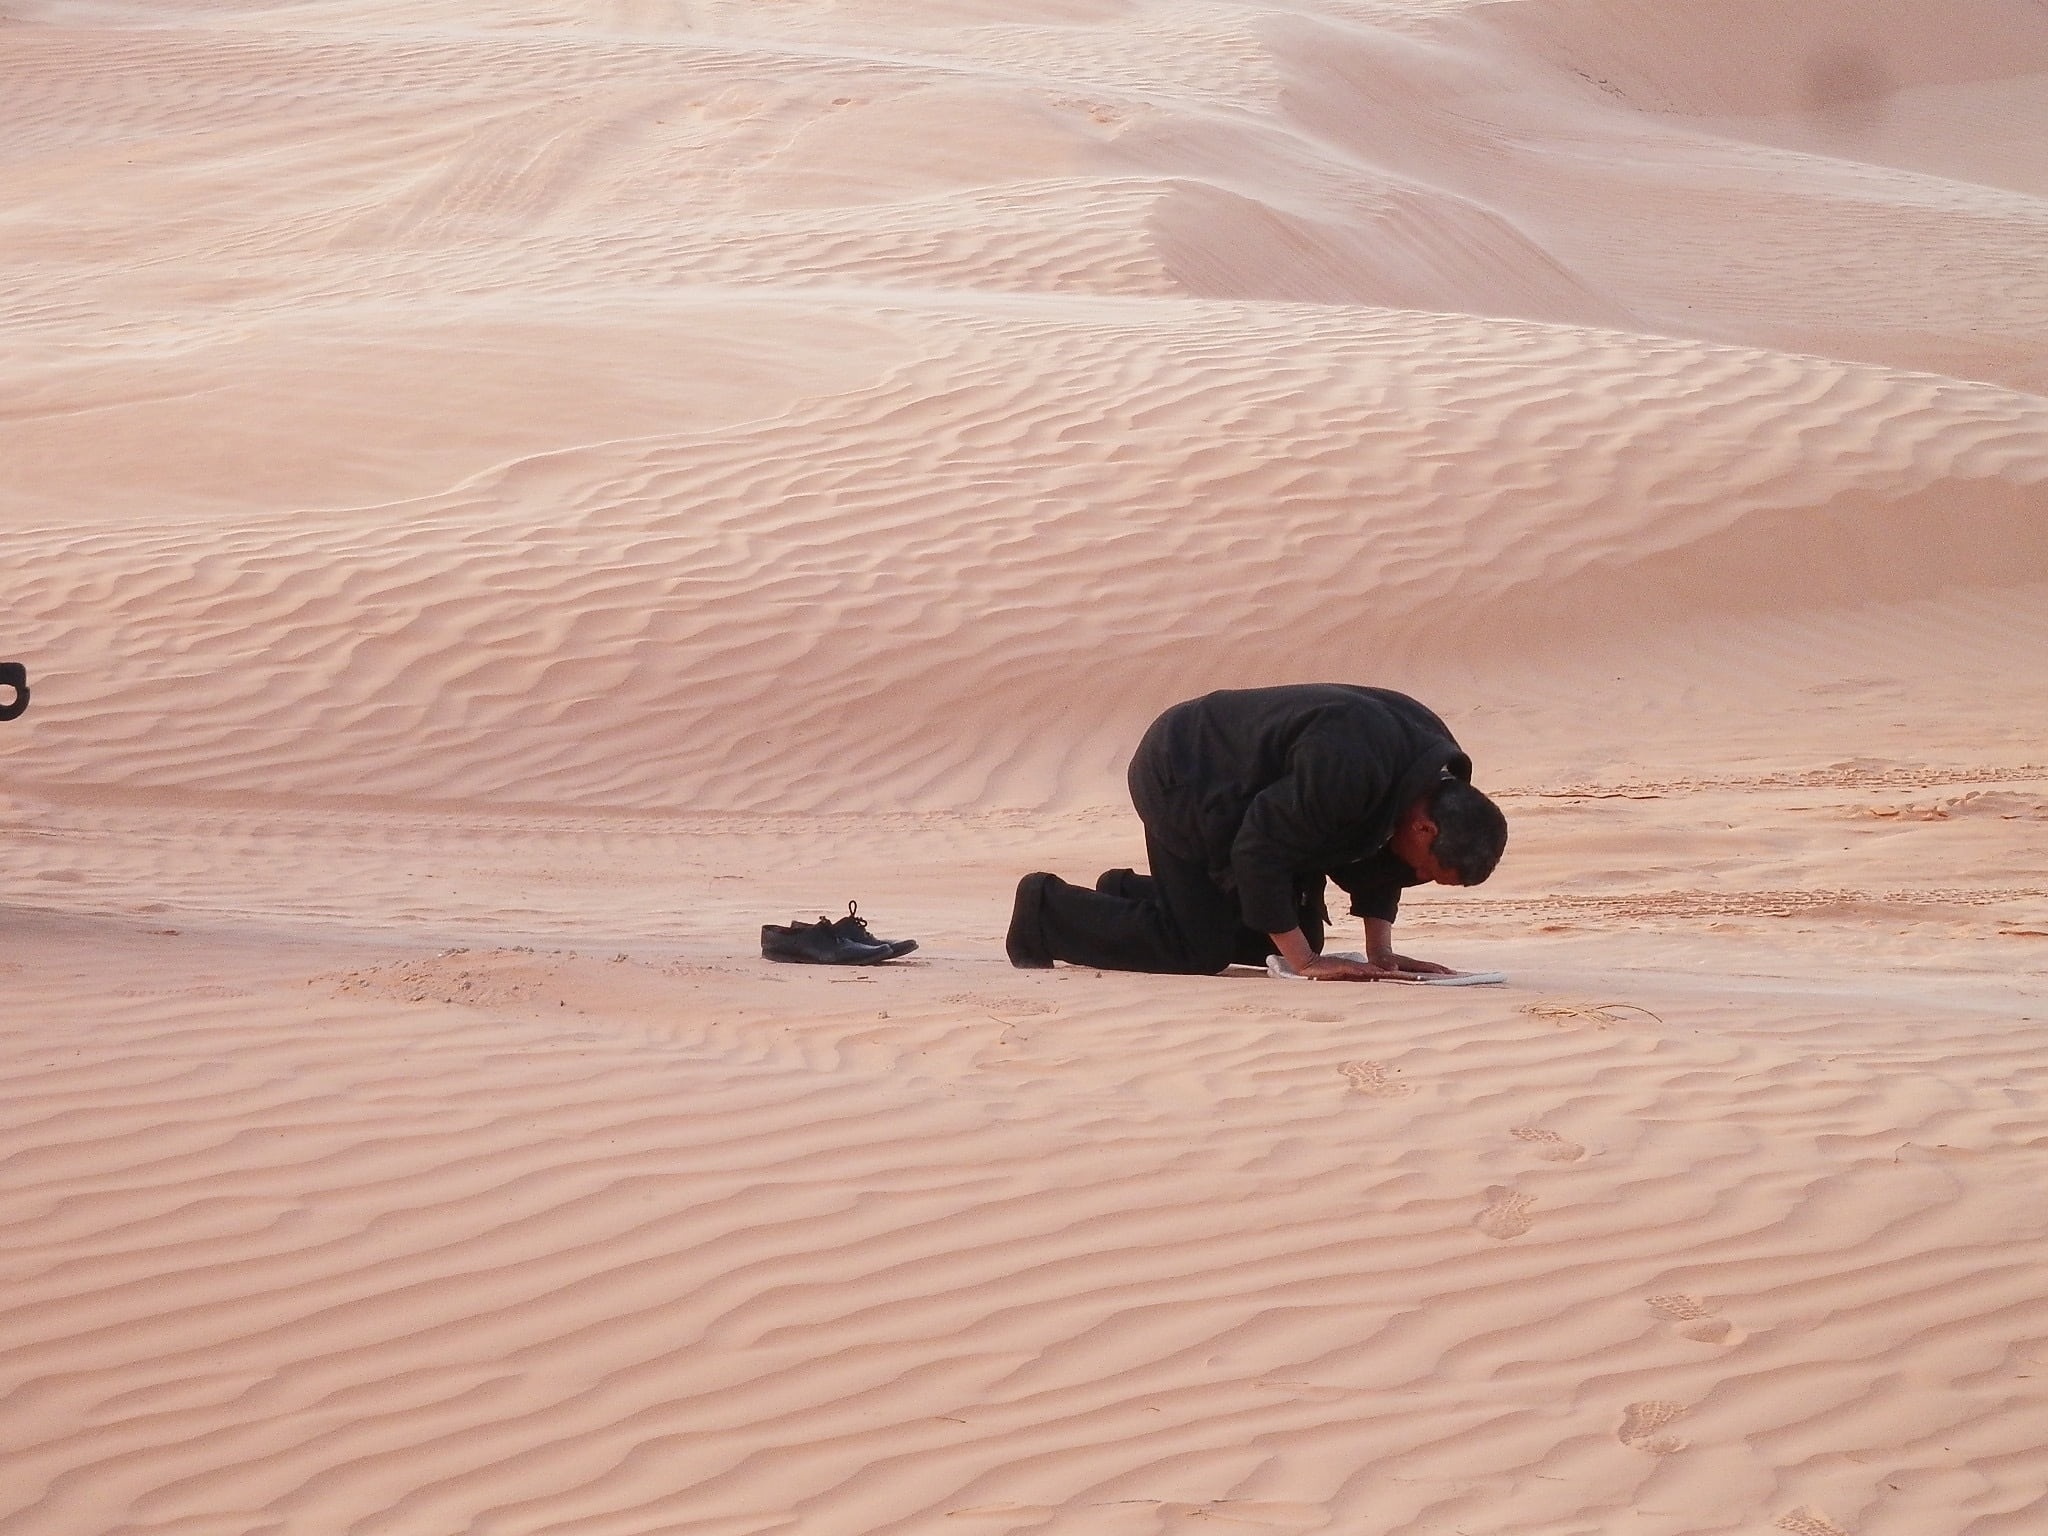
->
[4, 3, 2047, 1533]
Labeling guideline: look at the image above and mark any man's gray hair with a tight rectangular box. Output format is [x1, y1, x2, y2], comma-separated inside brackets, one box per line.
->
[1426, 780, 1507, 884]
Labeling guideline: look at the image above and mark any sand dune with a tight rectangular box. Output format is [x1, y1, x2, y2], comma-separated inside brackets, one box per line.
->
[2, 2, 2045, 1533]
[8, 302, 2046, 809]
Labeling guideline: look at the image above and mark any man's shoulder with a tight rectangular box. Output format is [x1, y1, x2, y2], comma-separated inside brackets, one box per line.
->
[1184, 682, 1425, 715]
[1289, 685, 1454, 741]
[1156, 685, 1458, 760]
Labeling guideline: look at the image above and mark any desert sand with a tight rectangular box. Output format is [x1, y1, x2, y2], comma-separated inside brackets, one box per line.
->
[3, 2, 2047, 1533]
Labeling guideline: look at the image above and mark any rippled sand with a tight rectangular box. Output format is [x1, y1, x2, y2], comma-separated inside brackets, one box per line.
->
[4, 3, 2046, 1533]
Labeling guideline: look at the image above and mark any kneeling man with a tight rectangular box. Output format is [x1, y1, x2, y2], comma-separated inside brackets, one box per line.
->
[1007, 684, 1506, 979]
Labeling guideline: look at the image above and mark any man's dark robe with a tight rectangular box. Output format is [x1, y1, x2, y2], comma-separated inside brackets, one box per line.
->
[1126, 684, 1472, 935]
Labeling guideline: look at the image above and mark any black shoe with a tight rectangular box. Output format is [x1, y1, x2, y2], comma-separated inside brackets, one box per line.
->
[762, 917, 897, 965]
[827, 900, 918, 959]
[1006, 872, 1055, 968]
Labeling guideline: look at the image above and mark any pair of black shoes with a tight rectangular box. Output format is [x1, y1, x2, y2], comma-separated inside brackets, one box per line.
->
[762, 902, 918, 965]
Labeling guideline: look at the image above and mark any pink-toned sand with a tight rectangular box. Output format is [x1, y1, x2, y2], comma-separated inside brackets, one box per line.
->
[4, 3, 2046, 1533]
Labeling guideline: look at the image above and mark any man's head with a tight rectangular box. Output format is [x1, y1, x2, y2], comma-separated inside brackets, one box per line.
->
[1389, 779, 1507, 886]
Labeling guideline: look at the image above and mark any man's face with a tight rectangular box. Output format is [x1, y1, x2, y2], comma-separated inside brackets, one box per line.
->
[1391, 807, 1463, 885]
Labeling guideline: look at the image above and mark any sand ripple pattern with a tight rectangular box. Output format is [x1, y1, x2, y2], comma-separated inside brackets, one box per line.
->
[4, 929, 2046, 1532]
[4, 7, 2048, 1533]
[4, 5, 2047, 811]
[6, 303, 2047, 811]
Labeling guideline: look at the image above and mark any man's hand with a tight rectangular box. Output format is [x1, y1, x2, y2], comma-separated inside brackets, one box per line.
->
[1272, 926, 1455, 981]
[1359, 918, 1455, 976]
[1373, 952, 1454, 976]
[1298, 955, 1413, 982]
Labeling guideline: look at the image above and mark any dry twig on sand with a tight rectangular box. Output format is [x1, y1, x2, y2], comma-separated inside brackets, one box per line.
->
[1520, 1000, 1665, 1028]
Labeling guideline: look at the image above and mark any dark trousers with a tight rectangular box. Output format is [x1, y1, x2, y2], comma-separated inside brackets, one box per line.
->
[1029, 829, 1326, 975]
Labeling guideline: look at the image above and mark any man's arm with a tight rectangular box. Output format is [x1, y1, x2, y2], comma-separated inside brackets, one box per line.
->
[1232, 735, 1390, 938]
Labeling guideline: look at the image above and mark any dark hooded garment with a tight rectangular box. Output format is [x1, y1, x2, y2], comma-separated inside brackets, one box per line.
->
[1126, 684, 1473, 935]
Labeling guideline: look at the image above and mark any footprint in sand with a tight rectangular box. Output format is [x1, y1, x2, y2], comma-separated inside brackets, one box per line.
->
[1510, 1126, 1586, 1162]
[1474, 1185, 1534, 1239]
[1340, 1060, 1415, 1098]
[1776, 1509, 1851, 1536]
[1646, 1292, 1745, 1345]
[1617, 1399, 1690, 1454]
